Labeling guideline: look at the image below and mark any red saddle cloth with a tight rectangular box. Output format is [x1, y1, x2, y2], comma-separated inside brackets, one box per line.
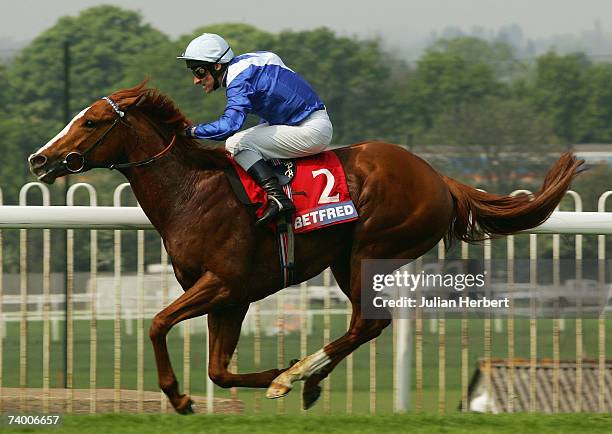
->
[229, 151, 358, 233]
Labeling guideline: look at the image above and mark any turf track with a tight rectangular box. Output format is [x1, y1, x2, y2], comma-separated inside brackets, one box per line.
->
[2, 413, 610, 434]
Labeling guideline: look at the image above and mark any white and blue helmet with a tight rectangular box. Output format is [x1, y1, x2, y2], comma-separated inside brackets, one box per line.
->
[177, 33, 235, 64]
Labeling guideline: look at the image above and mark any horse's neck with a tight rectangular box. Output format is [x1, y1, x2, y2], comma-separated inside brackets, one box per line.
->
[122, 151, 223, 236]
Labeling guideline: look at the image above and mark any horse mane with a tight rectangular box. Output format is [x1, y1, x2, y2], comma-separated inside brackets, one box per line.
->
[109, 80, 230, 169]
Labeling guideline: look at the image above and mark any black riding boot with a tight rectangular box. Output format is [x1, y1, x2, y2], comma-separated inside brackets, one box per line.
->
[247, 160, 296, 226]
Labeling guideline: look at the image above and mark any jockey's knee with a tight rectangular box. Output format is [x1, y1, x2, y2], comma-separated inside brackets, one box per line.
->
[224, 137, 239, 155]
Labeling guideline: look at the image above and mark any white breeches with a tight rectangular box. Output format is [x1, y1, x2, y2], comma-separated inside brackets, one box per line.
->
[225, 109, 333, 160]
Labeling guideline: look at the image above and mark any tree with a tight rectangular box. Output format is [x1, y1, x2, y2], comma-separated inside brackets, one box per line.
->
[577, 63, 612, 142]
[0, 65, 31, 203]
[428, 37, 521, 81]
[400, 38, 503, 134]
[7, 5, 170, 166]
[419, 96, 562, 193]
[0, 64, 11, 113]
[0, 117, 30, 204]
[528, 52, 590, 143]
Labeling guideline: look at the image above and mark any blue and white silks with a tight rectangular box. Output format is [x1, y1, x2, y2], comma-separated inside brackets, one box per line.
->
[190, 52, 325, 140]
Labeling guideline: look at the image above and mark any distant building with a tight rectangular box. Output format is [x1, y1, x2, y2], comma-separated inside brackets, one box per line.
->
[573, 143, 612, 166]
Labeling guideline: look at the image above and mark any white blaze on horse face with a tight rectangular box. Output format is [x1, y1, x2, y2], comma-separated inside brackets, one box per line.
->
[37, 106, 91, 153]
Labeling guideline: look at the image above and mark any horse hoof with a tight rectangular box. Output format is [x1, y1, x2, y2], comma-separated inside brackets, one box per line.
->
[302, 385, 322, 410]
[266, 381, 292, 399]
[176, 397, 195, 414]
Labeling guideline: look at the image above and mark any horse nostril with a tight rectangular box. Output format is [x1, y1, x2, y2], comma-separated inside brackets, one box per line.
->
[29, 153, 48, 169]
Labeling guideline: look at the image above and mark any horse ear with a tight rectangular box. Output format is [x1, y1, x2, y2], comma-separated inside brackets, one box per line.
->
[135, 94, 147, 107]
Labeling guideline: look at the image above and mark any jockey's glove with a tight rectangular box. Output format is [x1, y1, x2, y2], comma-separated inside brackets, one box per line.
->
[181, 126, 198, 138]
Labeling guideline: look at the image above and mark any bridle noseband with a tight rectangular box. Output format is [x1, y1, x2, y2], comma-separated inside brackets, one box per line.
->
[57, 96, 177, 174]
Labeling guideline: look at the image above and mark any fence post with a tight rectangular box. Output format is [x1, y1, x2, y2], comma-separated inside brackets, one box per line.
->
[113, 183, 131, 412]
[507, 190, 537, 413]
[529, 228, 538, 412]
[323, 268, 332, 413]
[136, 208, 145, 411]
[160, 236, 169, 413]
[300, 280, 308, 412]
[18, 183, 51, 412]
[277, 291, 285, 414]
[597, 191, 611, 412]
[253, 301, 261, 412]
[394, 318, 410, 412]
[437, 242, 446, 414]
[461, 241, 470, 412]
[67, 183, 98, 413]
[565, 191, 584, 412]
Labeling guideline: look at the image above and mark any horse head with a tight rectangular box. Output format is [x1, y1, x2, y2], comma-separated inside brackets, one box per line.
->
[28, 82, 182, 184]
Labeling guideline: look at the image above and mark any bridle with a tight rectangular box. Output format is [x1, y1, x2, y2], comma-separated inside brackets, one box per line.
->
[57, 96, 177, 174]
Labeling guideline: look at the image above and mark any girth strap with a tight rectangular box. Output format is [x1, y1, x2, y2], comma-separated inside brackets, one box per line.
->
[276, 183, 295, 287]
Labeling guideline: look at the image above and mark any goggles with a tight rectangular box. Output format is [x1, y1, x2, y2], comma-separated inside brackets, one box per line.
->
[190, 65, 209, 80]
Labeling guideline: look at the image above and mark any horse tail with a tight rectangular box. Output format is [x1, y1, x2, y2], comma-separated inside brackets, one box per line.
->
[441, 152, 584, 246]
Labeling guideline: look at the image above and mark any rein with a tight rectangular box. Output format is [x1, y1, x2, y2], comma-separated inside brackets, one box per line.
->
[58, 96, 177, 174]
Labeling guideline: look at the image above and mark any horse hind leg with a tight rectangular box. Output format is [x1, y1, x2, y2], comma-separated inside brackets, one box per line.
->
[263, 260, 355, 402]
[265, 305, 390, 406]
[265, 258, 391, 408]
[305, 317, 390, 409]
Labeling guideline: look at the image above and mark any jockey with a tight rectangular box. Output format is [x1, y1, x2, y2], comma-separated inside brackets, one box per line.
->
[178, 33, 333, 226]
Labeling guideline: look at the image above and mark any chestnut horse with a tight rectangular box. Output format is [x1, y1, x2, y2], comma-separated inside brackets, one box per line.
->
[28, 83, 582, 413]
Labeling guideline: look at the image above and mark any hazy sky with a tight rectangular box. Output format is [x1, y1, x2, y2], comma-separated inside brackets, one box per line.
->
[2, 0, 611, 44]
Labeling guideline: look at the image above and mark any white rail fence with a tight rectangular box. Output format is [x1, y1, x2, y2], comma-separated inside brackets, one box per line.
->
[0, 182, 610, 414]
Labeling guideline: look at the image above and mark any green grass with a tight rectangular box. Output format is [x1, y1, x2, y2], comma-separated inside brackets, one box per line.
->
[2, 316, 611, 414]
[2, 413, 611, 434]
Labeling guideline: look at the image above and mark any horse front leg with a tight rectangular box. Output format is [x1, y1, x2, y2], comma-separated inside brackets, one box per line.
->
[148, 271, 233, 413]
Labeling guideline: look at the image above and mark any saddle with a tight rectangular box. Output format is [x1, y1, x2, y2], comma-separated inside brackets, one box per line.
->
[225, 152, 358, 233]
[225, 159, 295, 217]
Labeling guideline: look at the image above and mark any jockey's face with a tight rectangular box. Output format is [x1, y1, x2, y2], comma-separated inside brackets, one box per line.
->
[193, 63, 223, 94]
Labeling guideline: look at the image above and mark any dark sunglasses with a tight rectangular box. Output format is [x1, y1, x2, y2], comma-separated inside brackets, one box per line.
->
[191, 66, 209, 79]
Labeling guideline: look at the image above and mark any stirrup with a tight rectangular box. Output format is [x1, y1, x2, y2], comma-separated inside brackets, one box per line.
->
[256, 196, 295, 226]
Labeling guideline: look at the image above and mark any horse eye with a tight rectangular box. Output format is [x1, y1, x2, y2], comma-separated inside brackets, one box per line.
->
[84, 119, 95, 128]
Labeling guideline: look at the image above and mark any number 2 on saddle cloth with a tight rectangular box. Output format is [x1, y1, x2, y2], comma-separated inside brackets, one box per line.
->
[228, 150, 358, 233]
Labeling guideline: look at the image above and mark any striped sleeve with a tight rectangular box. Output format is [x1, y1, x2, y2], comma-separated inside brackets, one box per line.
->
[191, 78, 254, 141]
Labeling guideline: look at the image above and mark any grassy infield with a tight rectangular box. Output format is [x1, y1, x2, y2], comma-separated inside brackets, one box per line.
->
[2, 413, 611, 434]
[2, 318, 611, 432]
